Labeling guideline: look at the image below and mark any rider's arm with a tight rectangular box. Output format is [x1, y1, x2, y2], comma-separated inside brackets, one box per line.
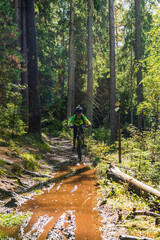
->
[68, 114, 76, 126]
[82, 115, 92, 126]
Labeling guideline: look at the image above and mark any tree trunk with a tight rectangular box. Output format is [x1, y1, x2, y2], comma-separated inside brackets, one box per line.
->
[130, 39, 133, 125]
[130, 3, 134, 125]
[13, 0, 21, 85]
[86, 0, 93, 135]
[109, 0, 117, 142]
[67, 0, 75, 118]
[13, 0, 21, 47]
[21, 0, 28, 123]
[25, 0, 41, 134]
[135, 0, 144, 130]
[107, 165, 160, 199]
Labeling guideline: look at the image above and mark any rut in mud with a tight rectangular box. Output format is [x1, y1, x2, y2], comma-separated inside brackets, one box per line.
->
[1, 138, 102, 240]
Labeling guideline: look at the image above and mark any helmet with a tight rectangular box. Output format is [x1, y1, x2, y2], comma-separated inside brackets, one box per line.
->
[75, 105, 83, 114]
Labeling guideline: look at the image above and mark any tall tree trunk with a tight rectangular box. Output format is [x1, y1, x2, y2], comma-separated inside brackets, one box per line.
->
[67, 0, 75, 118]
[130, 8, 133, 125]
[21, 0, 28, 123]
[135, 0, 144, 130]
[109, 0, 117, 142]
[86, 0, 93, 135]
[25, 0, 41, 134]
[13, 0, 21, 47]
[13, 0, 21, 84]
[130, 43, 133, 125]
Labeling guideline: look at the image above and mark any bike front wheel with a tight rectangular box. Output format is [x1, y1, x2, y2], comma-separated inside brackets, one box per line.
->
[77, 136, 82, 162]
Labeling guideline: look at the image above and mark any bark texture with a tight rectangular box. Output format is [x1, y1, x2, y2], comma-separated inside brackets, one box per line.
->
[109, 0, 117, 142]
[135, 0, 144, 130]
[86, 0, 93, 135]
[21, 0, 28, 122]
[67, 0, 75, 118]
[25, 0, 41, 134]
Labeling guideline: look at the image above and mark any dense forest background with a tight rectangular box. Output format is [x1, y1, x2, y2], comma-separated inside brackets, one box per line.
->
[0, 1, 160, 238]
[0, 0, 160, 142]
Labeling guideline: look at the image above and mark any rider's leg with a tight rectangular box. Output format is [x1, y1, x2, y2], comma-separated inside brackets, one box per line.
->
[82, 134, 87, 147]
[73, 138, 76, 148]
[73, 126, 77, 151]
[80, 125, 86, 146]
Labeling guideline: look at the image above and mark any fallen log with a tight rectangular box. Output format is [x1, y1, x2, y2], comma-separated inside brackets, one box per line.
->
[107, 165, 160, 199]
[119, 235, 153, 240]
[23, 169, 52, 178]
[131, 209, 160, 218]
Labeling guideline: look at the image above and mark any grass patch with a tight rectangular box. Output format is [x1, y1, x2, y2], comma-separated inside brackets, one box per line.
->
[125, 217, 160, 239]
[0, 211, 32, 227]
[34, 189, 44, 195]
[0, 133, 53, 172]
[0, 232, 11, 240]
[0, 169, 5, 175]
[11, 162, 23, 175]
[23, 153, 39, 171]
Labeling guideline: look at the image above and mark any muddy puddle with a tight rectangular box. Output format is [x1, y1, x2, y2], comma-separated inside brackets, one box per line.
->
[3, 164, 102, 239]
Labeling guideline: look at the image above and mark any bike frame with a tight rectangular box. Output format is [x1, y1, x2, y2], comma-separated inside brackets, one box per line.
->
[76, 126, 83, 162]
[70, 125, 89, 162]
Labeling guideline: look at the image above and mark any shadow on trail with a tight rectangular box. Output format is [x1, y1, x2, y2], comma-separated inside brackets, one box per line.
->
[21, 165, 91, 194]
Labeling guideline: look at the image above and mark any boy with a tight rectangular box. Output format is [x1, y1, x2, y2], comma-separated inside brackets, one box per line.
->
[67, 105, 92, 151]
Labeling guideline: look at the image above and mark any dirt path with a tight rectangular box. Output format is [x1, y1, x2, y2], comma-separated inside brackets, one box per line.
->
[0, 137, 128, 239]
[0, 138, 102, 239]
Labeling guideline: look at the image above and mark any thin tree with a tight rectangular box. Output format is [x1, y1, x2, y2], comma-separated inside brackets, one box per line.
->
[130, 2, 134, 125]
[13, 0, 21, 51]
[21, 0, 28, 122]
[109, 0, 117, 142]
[135, 0, 144, 130]
[25, 0, 41, 134]
[67, 0, 75, 118]
[86, 0, 93, 135]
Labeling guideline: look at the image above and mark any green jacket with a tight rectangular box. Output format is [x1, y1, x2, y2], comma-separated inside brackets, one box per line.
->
[68, 114, 91, 126]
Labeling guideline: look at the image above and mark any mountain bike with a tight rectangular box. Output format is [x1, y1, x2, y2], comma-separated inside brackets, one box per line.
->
[70, 125, 89, 162]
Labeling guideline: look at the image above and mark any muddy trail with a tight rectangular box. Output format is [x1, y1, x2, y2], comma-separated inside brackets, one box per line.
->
[0, 138, 103, 240]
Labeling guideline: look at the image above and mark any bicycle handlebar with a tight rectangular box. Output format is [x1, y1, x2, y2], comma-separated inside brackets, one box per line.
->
[68, 125, 91, 128]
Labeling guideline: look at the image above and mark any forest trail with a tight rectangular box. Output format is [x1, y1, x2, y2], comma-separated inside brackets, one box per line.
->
[0, 137, 128, 239]
[1, 137, 103, 239]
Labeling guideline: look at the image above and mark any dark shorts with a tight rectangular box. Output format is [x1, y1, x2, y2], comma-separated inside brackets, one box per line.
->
[74, 125, 84, 139]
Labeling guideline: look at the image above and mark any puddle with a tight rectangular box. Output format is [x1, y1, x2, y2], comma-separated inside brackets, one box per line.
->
[1, 165, 102, 239]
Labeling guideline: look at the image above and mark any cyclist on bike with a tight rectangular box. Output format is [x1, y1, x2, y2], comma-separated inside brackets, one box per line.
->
[67, 105, 92, 151]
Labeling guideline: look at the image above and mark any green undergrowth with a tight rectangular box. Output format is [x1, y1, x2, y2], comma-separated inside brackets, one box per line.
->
[86, 126, 160, 239]
[59, 120, 73, 140]
[0, 211, 32, 240]
[0, 132, 52, 172]
[0, 211, 32, 227]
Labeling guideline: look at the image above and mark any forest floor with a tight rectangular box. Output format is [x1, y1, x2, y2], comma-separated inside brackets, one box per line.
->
[0, 135, 128, 239]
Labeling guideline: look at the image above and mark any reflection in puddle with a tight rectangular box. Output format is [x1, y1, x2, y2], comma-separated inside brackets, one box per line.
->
[2, 165, 102, 239]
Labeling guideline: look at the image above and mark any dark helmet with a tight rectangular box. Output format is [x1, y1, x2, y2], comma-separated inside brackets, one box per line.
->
[75, 105, 83, 114]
